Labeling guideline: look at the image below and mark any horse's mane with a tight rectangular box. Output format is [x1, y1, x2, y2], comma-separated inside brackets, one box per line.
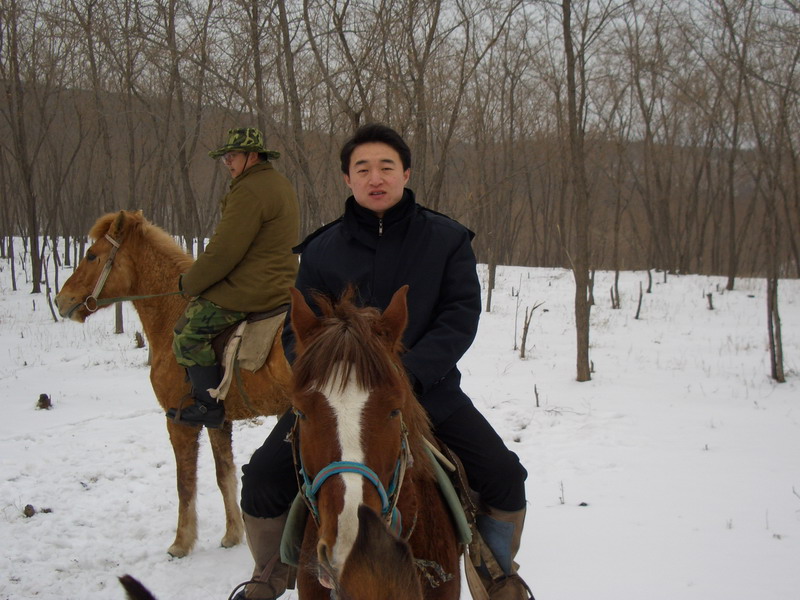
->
[292, 291, 435, 479]
[89, 211, 194, 272]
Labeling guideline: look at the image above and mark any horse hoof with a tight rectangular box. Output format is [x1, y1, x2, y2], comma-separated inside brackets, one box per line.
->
[167, 544, 190, 558]
[221, 533, 242, 548]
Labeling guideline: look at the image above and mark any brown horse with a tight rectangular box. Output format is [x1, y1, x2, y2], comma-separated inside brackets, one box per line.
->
[118, 506, 420, 600]
[289, 285, 460, 599]
[54, 210, 291, 557]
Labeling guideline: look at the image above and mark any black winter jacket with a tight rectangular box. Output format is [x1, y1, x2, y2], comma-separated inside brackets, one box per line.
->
[282, 189, 481, 425]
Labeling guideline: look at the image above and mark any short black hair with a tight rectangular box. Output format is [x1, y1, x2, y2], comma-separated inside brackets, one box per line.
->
[340, 124, 411, 174]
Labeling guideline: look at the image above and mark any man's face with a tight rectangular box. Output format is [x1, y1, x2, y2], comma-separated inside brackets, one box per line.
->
[344, 142, 410, 217]
[222, 151, 250, 178]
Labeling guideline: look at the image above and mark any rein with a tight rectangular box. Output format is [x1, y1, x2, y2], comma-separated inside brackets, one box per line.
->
[66, 233, 182, 318]
[290, 416, 411, 537]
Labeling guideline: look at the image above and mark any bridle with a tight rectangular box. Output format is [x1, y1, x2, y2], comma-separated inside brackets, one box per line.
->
[64, 232, 181, 319]
[290, 415, 456, 590]
[290, 415, 411, 537]
[83, 234, 122, 313]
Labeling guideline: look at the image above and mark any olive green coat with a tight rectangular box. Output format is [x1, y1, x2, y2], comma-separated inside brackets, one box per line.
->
[181, 162, 299, 312]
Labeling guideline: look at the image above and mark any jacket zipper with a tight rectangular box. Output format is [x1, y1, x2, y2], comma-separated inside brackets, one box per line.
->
[378, 218, 384, 237]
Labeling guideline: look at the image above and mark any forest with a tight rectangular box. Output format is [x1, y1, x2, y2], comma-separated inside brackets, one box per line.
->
[1, 0, 799, 294]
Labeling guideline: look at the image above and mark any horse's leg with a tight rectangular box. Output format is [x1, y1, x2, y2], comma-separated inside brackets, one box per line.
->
[207, 421, 244, 548]
[166, 420, 202, 557]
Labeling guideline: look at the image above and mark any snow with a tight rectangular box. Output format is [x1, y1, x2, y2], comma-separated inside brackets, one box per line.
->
[1, 253, 799, 599]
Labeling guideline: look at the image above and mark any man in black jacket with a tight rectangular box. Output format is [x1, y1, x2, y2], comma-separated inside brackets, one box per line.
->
[235, 124, 531, 600]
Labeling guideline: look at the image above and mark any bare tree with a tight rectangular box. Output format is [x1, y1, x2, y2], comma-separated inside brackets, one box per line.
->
[0, 0, 796, 322]
[561, 0, 592, 381]
[274, 0, 325, 231]
[556, 0, 629, 381]
[0, 0, 79, 293]
[739, 0, 795, 381]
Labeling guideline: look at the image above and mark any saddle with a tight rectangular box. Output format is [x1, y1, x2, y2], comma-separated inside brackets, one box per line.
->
[207, 304, 288, 403]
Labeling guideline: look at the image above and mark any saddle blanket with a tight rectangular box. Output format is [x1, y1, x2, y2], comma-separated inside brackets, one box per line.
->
[210, 311, 285, 402]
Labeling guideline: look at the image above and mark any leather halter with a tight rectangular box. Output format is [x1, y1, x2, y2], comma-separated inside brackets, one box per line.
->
[291, 416, 411, 536]
[84, 234, 121, 313]
[63, 233, 121, 320]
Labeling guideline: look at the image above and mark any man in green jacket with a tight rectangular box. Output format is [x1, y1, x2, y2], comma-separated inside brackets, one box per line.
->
[168, 127, 300, 429]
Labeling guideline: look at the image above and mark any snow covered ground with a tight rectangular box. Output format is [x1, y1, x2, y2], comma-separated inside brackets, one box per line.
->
[1, 250, 798, 599]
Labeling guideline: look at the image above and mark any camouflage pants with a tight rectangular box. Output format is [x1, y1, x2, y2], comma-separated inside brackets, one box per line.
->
[172, 298, 247, 367]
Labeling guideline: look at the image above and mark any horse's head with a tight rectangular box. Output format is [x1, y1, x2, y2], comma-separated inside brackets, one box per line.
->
[337, 504, 423, 600]
[289, 285, 426, 589]
[55, 210, 185, 322]
[55, 211, 140, 321]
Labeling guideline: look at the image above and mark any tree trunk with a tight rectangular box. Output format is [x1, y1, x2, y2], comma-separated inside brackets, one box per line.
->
[10, 237, 18, 292]
[562, 0, 591, 382]
[115, 302, 125, 335]
[766, 277, 785, 383]
[486, 260, 497, 313]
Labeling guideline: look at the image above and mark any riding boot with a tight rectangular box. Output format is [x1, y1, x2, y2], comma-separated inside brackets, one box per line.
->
[475, 506, 534, 600]
[232, 511, 295, 600]
[166, 364, 225, 429]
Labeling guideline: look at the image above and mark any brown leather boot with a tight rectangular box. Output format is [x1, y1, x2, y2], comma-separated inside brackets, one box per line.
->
[475, 507, 534, 600]
[236, 511, 295, 600]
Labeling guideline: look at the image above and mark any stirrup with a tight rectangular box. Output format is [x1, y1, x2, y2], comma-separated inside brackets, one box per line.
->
[166, 393, 224, 429]
[166, 393, 194, 422]
[482, 572, 535, 600]
[227, 578, 285, 600]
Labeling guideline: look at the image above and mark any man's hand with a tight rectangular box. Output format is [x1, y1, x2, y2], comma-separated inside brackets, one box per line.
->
[178, 274, 198, 301]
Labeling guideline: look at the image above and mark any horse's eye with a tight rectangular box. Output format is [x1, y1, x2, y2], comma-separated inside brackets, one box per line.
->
[389, 409, 401, 419]
[86, 252, 97, 262]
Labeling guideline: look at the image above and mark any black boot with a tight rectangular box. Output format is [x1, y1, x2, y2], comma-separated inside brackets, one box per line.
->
[166, 365, 225, 429]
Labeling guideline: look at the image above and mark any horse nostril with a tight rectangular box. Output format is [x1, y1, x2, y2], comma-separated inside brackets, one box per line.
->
[317, 539, 332, 567]
[317, 540, 337, 589]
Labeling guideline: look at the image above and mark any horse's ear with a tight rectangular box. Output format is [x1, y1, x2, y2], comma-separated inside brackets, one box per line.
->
[109, 211, 127, 240]
[380, 285, 409, 349]
[290, 287, 321, 352]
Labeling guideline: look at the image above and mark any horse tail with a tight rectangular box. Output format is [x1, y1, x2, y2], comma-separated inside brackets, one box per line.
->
[118, 575, 158, 600]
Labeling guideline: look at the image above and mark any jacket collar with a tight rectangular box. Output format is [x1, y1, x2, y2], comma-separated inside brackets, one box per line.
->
[230, 160, 272, 187]
[346, 189, 416, 233]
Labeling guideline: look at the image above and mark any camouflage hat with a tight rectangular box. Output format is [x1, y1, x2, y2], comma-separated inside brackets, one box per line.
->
[208, 127, 280, 160]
